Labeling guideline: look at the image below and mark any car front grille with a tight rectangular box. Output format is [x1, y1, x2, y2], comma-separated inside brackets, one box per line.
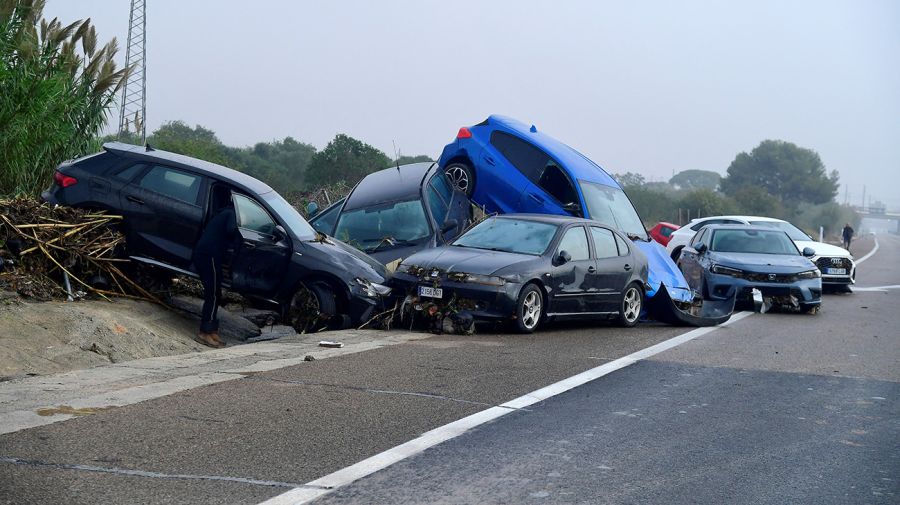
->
[742, 272, 798, 283]
[815, 257, 852, 271]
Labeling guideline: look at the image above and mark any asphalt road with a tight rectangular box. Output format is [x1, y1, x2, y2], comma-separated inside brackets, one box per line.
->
[1, 234, 897, 505]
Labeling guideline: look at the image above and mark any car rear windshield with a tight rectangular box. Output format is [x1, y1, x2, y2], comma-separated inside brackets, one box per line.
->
[579, 181, 648, 239]
[334, 200, 431, 251]
[263, 192, 316, 240]
[711, 229, 800, 255]
[749, 220, 810, 241]
[453, 217, 558, 256]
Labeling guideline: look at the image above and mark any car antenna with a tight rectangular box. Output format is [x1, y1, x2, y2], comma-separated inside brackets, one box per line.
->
[392, 140, 401, 170]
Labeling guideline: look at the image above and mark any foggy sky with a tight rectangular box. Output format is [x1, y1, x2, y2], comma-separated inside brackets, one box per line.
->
[44, 1, 900, 208]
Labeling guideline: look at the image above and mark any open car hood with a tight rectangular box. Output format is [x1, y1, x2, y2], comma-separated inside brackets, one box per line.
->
[634, 240, 693, 303]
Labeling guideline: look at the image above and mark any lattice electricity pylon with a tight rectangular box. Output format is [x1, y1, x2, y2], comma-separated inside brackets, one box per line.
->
[117, 0, 147, 143]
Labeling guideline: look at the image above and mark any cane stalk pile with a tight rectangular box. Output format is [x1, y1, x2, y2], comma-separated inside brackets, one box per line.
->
[0, 198, 159, 302]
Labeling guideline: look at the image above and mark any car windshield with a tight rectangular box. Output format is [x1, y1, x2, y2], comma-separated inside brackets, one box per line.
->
[453, 217, 558, 255]
[711, 229, 800, 255]
[334, 200, 431, 251]
[749, 220, 810, 241]
[579, 181, 648, 239]
[262, 192, 316, 240]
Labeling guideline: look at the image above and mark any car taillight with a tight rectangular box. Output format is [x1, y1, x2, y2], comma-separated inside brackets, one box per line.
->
[456, 127, 472, 139]
[54, 171, 78, 188]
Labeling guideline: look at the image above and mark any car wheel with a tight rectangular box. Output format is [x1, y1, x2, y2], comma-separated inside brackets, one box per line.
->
[617, 283, 643, 327]
[514, 284, 543, 334]
[289, 282, 339, 332]
[445, 163, 474, 197]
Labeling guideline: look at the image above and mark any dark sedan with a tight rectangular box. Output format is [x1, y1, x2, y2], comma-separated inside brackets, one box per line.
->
[677, 224, 822, 313]
[392, 214, 649, 333]
[42, 142, 391, 327]
[309, 162, 471, 264]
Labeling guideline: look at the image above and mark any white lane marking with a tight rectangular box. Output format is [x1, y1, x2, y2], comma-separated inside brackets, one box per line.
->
[855, 236, 879, 265]
[852, 285, 900, 292]
[258, 311, 755, 505]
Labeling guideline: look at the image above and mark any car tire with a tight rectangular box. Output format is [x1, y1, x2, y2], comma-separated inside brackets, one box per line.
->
[444, 163, 475, 197]
[617, 282, 643, 327]
[289, 282, 339, 332]
[514, 284, 544, 334]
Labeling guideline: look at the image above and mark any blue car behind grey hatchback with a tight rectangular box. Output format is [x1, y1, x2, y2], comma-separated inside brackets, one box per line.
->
[677, 225, 822, 313]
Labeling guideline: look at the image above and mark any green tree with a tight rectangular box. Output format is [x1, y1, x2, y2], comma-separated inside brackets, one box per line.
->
[395, 154, 433, 165]
[720, 140, 839, 207]
[626, 186, 678, 225]
[731, 185, 785, 219]
[1, 0, 129, 196]
[305, 134, 390, 187]
[669, 169, 721, 190]
[678, 189, 736, 218]
[612, 172, 645, 188]
[148, 121, 231, 166]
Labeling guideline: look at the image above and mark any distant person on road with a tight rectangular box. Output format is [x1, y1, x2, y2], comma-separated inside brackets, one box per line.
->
[841, 223, 854, 251]
[192, 192, 239, 348]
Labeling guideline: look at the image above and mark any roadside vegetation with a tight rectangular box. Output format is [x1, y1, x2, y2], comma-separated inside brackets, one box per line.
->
[615, 140, 858, 238]
[0, 0, 129, 196]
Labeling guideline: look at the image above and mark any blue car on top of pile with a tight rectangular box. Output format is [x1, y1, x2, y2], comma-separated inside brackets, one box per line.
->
[437, 115, 734, 326]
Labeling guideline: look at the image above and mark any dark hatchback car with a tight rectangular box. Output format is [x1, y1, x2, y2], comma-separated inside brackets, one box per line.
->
[392, 214, 649, 333]
[309, 162, 471, 264]
[677, 225, 822, 313]
[42, 142, 391, 326]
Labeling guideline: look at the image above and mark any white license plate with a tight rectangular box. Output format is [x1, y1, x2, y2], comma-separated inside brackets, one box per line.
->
[825, 268, 847, 275]
[418, 286, 443, 299]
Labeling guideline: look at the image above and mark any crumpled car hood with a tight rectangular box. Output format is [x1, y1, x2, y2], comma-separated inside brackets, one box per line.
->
[401, 246, 534, 276]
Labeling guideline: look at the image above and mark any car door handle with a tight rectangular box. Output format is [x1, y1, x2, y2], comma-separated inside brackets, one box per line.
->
[587, 266, 596, 273]
[126, 195, 144, 205]
[624, 264, 632, 271]
[484, 156, 496, 166]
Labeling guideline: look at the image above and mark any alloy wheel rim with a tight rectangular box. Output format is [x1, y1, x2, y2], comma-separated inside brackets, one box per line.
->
[446, 166, 469, 193]
[522, 291, 541, 329]
[624, 288, 640, 322]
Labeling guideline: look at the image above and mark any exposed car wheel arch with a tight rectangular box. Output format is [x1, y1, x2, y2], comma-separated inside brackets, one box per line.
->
[670, 245, 684, 262]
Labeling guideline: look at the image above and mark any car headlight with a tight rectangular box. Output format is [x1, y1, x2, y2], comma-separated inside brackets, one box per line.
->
[710, 264, 743, 277]
[461, 273, 506, 286]
[796, 269, 821, 279]
[354, 277, 392, 297]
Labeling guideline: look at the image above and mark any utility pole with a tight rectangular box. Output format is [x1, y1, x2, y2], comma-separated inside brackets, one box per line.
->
[117, 0, 147, 143]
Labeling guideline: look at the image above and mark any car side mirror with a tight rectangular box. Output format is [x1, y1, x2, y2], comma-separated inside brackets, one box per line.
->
[306, 202, 319, 217]
[562, 202, 581, 215]
[441, 219, 459, 234]
[555, 250, 572, 266]
[273, 225, 288, 242]
[802, 247, 815, 257]
[695, 243, 708, 255]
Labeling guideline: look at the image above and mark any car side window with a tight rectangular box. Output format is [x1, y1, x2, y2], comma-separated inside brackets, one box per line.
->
[590, 227, 619, 259]
[660, 226, 675, 238]
[426, 185, 449, 224]
[429, 172, 454, 205]
[690, 219, 718, 231]
[538, 162, 579, 206]
[114, 163, 146, 182]
[692, 228, 709, 247]
[233, 194, 276, 235]
[490, 131, 548, 184]
[138, 165, 201, 205]
[557, 226, 590, 261]
[310, 201, 342, 235]
[614, 233, 630, 256]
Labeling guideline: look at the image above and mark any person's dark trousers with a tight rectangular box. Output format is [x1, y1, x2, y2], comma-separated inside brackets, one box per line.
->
[193, 252, 223, 333]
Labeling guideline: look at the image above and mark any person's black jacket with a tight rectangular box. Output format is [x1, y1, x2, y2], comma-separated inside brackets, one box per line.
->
[194, 207, 238, 260]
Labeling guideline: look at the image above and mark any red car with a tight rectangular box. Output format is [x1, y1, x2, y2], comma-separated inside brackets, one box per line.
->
[649, 222, 679, 247]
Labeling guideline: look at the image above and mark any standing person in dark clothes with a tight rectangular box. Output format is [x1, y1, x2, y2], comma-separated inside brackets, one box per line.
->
[192, 197, 239, 348]
[841, 223, 854, 251]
